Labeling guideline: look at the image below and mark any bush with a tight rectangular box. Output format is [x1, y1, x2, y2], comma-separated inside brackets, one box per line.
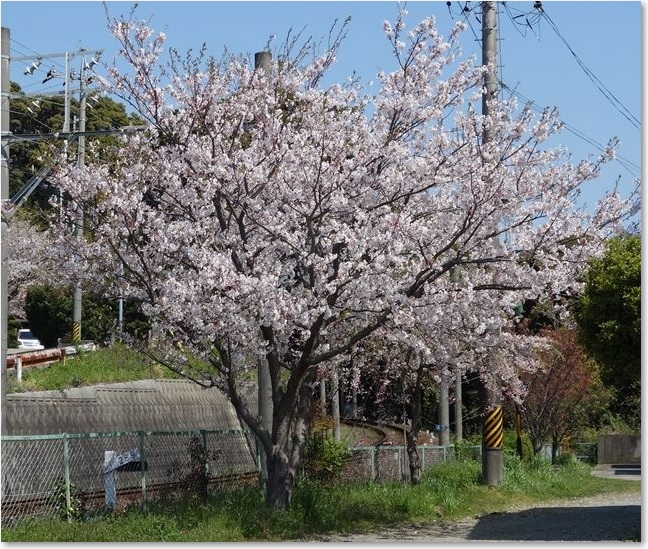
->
[25, 284, 150, 347]
[301, 433, 351, 482]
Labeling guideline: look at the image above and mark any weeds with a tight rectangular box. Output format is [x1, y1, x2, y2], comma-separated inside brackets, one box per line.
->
[8, 344, 178, 393]
[2, 457, 640, 542]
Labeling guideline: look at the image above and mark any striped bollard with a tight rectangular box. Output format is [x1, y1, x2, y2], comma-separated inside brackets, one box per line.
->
[482, 404, 503, 485]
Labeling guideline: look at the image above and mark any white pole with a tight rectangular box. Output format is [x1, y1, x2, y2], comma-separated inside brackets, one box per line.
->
[104, 451, 117, 509]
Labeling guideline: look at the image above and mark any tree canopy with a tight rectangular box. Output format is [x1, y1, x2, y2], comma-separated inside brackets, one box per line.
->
[576, 233, 640, 422]
[47, 9, 639, 508]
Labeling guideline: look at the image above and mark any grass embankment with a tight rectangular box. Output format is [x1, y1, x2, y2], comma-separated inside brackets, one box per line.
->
[2, 456, 639, 542]
[7, 344, 178, 393]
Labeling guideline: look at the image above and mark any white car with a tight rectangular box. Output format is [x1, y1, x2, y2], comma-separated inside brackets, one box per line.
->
[17, 329, 45, 351]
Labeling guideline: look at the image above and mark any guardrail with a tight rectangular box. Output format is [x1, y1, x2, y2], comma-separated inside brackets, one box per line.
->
[6, 342, 97, 379]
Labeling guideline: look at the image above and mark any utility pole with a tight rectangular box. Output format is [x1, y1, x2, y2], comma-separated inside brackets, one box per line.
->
[454, 368, 463, 441]
[12, 47, 101, 345]
[438, 377, 450, 446]
[481, 0, 504, 486]
[254, 50, 273, 488]
[1, 27, 10, 434]
[331, 366, 340, 441]
[72, 57, 88, 344]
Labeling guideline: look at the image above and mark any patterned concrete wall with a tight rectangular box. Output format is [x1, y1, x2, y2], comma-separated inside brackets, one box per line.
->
[4, 379, 258, 435]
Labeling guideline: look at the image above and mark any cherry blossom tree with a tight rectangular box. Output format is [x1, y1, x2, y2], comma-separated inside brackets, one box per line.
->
[7, 215, 57, 318]
[48, 9, 638, 508]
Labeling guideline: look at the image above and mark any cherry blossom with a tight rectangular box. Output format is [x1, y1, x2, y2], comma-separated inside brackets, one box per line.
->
[49, 10, 639, 507]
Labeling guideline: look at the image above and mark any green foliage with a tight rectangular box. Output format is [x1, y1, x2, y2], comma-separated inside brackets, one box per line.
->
[2, 459, 639, 541]
[2, 456, 641, 542]
[301, 433, 351, 482]
[49, 478, 83, 521]
[576, 234, 640, 421]
[8, 344, 177, 393]
[7, 316, 21, 347]
[25, 284, 150, 347]
[25, 284, 71, 347]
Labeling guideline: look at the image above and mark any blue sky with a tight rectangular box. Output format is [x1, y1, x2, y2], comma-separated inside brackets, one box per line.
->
[1, 1, 641, 211]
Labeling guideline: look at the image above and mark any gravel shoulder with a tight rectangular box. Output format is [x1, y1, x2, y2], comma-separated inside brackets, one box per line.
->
[308, 491, 641, 542]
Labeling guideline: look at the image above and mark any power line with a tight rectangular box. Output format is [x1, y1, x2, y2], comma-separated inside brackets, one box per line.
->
[536, 4, 640, 131]
[501, 2, 543, 39]
[500, 82, 640, 178]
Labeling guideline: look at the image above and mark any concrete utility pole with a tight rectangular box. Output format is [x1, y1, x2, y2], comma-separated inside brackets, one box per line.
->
[12, 47, 101, 344]
[1, 27, 10, 434]
[254, 50, 273, 487]
[331, 367, 340, 441]
[72, 57, 88, 344]
[438, 377, 450, 446]
[455, 368, 463, 441]
[481, 0, 504, 486]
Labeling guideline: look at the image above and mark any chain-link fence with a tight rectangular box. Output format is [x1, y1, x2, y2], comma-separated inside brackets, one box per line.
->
[343, 444, 472, 482]
[2, 429, 474, 526]
[1, 429, 259, 526]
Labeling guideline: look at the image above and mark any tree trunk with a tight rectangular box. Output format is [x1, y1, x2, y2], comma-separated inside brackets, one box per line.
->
[263, 369, 317, 509]
[266, 449, 296, 509]
[551, 436, 560, 465]
[405, 358, 424, 484]
[405, 428, 422, 484]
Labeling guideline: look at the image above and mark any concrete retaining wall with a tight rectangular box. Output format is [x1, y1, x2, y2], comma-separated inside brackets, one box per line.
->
[5, 379, 257, 435]
[597, 434, 641, 464]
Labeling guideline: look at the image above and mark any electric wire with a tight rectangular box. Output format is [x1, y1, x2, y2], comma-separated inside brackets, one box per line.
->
[10, 37, 68, 73]
[8, 109, 59, 134]
[501, 81, 640, 178]
[501, 2, 543, 39]
[448, 2, 481, 44]
[537, 4, 640, 131]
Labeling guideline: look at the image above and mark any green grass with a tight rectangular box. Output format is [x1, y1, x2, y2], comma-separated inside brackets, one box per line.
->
[2, 456, 640, 542]
[7, 344, 178, 393]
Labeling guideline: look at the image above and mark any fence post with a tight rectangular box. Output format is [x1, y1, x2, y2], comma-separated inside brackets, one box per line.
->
[63, 434, 72, 523]
[139, 431, 147, 513]
[370, 447, 376, 481]
[421, 446, 425, 471]
[104, 451, 117, 510]
[201, 429, 209, 497]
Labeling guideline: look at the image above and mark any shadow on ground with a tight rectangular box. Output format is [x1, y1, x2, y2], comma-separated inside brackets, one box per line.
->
[467, 504, 641, 541]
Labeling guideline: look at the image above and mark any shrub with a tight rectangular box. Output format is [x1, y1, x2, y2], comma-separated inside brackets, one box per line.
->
[301, 433, 351, 482]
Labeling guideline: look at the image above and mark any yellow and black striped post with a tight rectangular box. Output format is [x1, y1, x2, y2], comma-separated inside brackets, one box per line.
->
[484, 405, 503, 449]
[482, 401, 504, 486]
[72, 321, 81, 344]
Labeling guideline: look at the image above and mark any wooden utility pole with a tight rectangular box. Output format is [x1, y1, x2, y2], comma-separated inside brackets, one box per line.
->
[481, 1, 504, 486]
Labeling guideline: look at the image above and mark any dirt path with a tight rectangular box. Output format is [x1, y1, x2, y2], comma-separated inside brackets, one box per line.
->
[309, 491, 641, 542]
